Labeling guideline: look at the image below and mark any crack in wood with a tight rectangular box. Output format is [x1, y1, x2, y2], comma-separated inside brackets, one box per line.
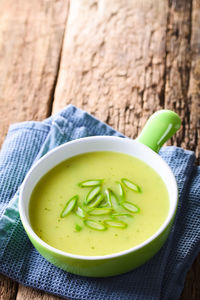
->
[47, 1, 70, 117]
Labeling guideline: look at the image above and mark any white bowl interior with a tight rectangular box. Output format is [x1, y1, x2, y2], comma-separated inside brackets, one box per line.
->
[19, 136, 178, 259]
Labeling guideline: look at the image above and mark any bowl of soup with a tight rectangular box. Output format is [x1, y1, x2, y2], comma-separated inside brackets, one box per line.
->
[19, 110, 181, 277]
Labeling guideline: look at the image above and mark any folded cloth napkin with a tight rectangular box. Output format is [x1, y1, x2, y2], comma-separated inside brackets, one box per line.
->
[0, 105, 199, 300]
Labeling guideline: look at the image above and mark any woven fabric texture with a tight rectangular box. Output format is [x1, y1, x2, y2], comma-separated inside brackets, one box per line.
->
[0, 105, 199, 300]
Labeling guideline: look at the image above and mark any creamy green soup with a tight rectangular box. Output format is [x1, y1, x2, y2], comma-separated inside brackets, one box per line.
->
[29, 151, 169, 256]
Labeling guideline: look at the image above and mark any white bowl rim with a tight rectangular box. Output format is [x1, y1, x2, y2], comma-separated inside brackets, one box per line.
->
[19, 136, 178, 261]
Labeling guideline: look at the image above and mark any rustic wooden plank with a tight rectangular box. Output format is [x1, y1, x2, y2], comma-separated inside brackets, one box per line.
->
[188, 0, 200, 162]
[165, 0, 200, 163]
[180, 0, 200, 299]
[53, 0, 168, 138]
[0, 0, 69, 299]
[52, 0, 200, 299]
[16, 285, 61, 300]
[0, 275, 18, 300]
[0, 0, 69, 147]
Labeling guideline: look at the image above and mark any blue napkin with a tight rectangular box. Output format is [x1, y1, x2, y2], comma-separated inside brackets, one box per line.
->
[0, 105, 199, 300]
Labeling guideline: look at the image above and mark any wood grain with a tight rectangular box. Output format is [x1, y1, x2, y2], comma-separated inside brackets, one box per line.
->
[0, 275, 18, 300]
[165, 0, 200, 163]
[0, 0, 69, 147]
[53, 0, 199, 162]
[0, 0, 69, 300]
[179, 0, 200, 298]
[16, 285, 61, 300]
[53, 0, 168, 139]
[188, 0, 200, 162]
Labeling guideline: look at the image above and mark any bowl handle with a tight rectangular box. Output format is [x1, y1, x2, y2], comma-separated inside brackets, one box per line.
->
[136, 110, 181, 153]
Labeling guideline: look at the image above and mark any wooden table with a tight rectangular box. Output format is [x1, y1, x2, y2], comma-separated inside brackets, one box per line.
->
[0, 1, 199, 299]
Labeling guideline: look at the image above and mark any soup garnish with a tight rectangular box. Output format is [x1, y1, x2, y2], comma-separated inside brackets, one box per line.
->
[59, 178, 141, 231]
[84, 219, 107, 231]
[78, 179, 104, 187]
[60, 195, 78, 218]
[121, 178, 141, 193]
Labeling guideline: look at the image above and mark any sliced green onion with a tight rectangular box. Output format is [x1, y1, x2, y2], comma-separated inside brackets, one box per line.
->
[111, 212, 133, 218]
[60, 195, 78, 218]
[75, 206, 86, 218]
[78, 179, 103, 187]
[121, 201, 140, 213]
[87, 193, 104, 208]
[84, 219, 107, 231]
[116, 181, 125, 198]
[88, 208, 113, 216]
[109, 189, 119, 209]
[101, 189, 111, 207]
[121, 178, 141, 193]
[75, 224, 82, 231]
[86, 186, 101, 203]
[104, 220, 127, 229]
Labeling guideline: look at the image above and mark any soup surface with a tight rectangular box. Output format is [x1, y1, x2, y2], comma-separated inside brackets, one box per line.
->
[29, 151, 169, 256]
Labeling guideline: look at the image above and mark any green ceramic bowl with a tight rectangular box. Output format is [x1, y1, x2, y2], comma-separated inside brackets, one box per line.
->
[19, 110, 181, 277]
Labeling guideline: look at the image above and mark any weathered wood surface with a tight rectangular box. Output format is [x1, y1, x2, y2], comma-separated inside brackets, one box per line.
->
[0, 0, 69, 299]
[0, 0, 199, 300]
[0, 0, 69, 146]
